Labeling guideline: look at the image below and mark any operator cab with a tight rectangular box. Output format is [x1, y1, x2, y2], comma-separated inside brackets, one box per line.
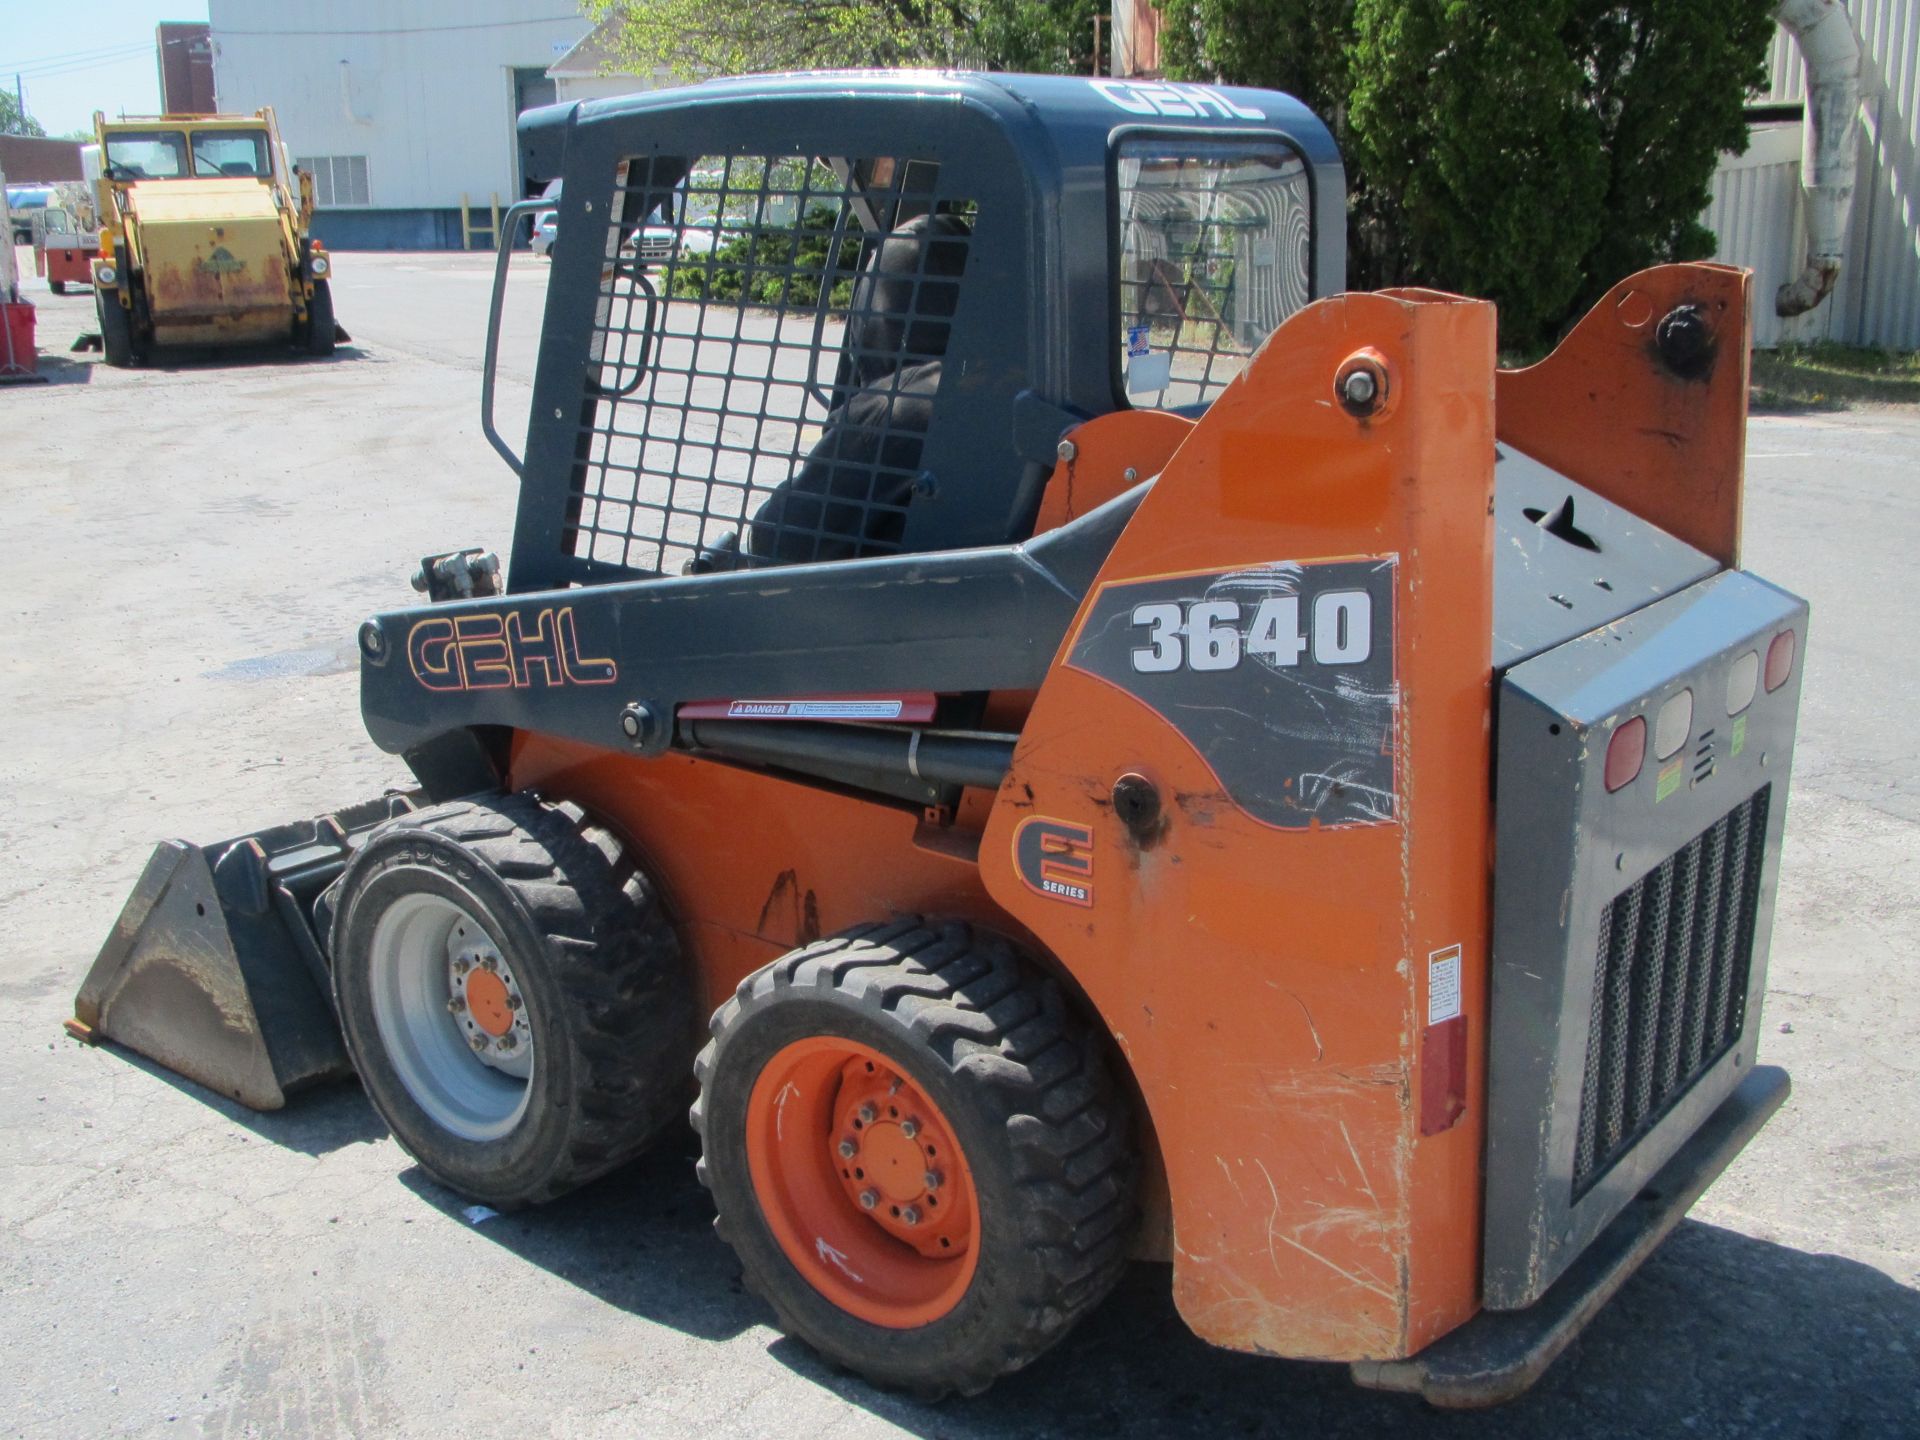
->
[102, 125, 273, 182]
[506, 73, 1344, 592]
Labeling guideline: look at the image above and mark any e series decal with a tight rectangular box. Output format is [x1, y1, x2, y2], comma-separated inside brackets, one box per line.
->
[408, 606, 616, 692]
[1068, 558, 1399, 829]
[1012, 817, 1095, 907]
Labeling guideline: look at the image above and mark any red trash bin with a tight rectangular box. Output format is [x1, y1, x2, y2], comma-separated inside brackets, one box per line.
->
[0, 300, 38, 379]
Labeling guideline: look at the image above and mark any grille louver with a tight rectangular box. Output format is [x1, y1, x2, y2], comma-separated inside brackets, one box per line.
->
[1572, 785, 1772, 1196]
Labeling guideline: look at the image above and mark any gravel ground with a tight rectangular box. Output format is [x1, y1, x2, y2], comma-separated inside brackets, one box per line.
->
[1, 250, 1914, 1439]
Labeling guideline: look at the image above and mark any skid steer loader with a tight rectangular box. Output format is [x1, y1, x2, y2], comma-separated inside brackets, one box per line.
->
[69, 73, 1808, 1405]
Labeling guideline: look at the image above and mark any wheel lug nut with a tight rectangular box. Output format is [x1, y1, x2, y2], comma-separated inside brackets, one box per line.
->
[452, 958, 470, 976]
[481, 956, 499, 972]
[856, 1103, 877, 1125]
[446, 995, 466, 1014]
[924, 1170, 942, 1190]
[900, 1118, 919, 1139]
[901, 1206, 921, 1226]
[468, 1034, 488, 1052]
[495, 1035, 514, 1051]
[858, 1189, 879, 1210]
[507, 995, 523, 1010]
[837, 1138, 858, 1159]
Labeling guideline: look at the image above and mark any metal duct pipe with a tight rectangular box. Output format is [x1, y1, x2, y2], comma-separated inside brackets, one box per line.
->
[1772, 0, 1861, 317]
[682, 720, 1017, 793]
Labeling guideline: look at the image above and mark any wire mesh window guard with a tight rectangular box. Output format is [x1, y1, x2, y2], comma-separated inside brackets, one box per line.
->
[569, 153, 976, 575]
[1116, 137, 1312, 411]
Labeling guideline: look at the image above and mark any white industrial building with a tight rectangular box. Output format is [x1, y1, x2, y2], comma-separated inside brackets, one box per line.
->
[206, 3, 666, 248]
[1707, 1, 1920, 349]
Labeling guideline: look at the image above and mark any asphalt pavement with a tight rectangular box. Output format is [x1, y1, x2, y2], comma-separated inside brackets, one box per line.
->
[0, 250, 1914, 1439]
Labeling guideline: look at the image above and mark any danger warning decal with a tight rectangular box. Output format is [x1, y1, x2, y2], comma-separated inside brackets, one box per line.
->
[1066, 557, 1399, 829]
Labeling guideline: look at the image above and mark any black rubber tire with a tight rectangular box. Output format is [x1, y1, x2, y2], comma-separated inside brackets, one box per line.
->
[331, 792, 696, 1208]
[305, 278, 336, 356]
[694, 917, 1137, 1398]
[97, 290, 136, 367]
[49, 280, 66, 296]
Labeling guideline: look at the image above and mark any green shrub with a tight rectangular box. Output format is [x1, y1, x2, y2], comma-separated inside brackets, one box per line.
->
[1155, 0, 1776, 348]
[669, 203, 860, 309]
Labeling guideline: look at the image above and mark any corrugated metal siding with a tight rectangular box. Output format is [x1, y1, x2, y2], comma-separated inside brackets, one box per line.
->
[1718, 1, 1920, 349]
[1706, 124, 1831, 347]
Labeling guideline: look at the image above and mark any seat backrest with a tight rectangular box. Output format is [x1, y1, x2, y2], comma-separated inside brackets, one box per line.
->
[835, 212, 972, 396]
[730, 213, 973, 567]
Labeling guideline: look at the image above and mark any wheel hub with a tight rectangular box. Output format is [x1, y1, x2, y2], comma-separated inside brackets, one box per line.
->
[448, 944, 530, 1069]
[366, 891, 534, 1143]
[744, 1035, 981, 1328]
[830, 1060, 970, 1259]
[463, 965, 515, 1036]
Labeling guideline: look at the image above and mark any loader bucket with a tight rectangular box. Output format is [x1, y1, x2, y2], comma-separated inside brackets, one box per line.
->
[67, 793, 418, 1110]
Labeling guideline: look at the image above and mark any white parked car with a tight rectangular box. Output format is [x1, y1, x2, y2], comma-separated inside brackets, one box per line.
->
[531, 209, 559, 258]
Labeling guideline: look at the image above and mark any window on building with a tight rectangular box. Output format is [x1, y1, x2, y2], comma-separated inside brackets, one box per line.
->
[296, 155, 372, 208]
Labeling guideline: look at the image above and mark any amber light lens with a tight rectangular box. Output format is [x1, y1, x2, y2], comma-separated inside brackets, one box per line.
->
[1727, 650, 1760, 715]
[1653, 689, 1693, 761]
[1605, 716, 1647, 792]
[1765, 629, 1797, 692]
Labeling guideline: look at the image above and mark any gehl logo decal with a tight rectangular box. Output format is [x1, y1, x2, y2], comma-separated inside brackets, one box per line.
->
[407, 607, 616, 692]
[1013, 817, 1095, 908]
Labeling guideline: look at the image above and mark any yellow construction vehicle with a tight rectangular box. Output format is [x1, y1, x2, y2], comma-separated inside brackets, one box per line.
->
[89, 108, 342, 365]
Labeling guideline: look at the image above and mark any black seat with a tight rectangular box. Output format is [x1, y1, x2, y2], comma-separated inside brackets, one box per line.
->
[739, 213, 972, 565]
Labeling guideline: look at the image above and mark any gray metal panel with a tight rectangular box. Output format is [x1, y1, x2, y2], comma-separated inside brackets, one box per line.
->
[1491, 444, 1720, 672]
[1483, 569, 1808, 1308]
[359, 484, 1141, 763]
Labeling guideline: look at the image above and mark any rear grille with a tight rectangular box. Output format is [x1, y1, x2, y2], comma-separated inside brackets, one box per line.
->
[1572, 785, 1771, 1196]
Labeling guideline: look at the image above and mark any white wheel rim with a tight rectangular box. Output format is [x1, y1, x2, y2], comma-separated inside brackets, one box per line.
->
[368, 892, 534, 1142]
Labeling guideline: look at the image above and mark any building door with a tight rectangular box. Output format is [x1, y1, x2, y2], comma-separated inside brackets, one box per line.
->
[511, 67, 559, 197]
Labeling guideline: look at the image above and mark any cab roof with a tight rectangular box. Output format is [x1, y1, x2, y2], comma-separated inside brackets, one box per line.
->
[519, 69, 1342, 198]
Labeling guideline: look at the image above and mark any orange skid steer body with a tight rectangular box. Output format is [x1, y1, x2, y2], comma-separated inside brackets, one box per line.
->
[70, 73, 1805, 1407]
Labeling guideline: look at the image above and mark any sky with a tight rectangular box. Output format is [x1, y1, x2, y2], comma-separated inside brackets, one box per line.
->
[1, 0, 210, 138]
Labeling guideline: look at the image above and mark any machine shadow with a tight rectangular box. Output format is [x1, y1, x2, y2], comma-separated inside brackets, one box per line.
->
[776, 1222, 1919, 1438]
[395, 1123, 761, 1346]
[103, 1048, 388, 1156]
[141, 342, 366, 372]
[18, 349, 93, 386]
[120, 1030, 1913, 1435]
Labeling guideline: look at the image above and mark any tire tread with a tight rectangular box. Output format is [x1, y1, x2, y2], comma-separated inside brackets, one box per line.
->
[349, 792, 690, 1206]
[692, 917, 1136, 1397]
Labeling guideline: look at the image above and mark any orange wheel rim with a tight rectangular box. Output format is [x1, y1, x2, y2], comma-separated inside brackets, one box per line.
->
[746, 1035, 981, 1328]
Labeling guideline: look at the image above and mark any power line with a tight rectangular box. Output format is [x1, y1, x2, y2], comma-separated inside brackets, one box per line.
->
[0, 41, 154, 70]
[4, 46, 153, 83]
[0, 32, 217, 77]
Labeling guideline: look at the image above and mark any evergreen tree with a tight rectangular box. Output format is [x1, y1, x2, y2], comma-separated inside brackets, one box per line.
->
[1156, 0, 1777, 346]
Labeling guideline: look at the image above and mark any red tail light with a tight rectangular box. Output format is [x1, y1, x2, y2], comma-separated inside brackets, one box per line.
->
[1765, 629, 1796, 692]
[1605, 716, 1647, 792]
